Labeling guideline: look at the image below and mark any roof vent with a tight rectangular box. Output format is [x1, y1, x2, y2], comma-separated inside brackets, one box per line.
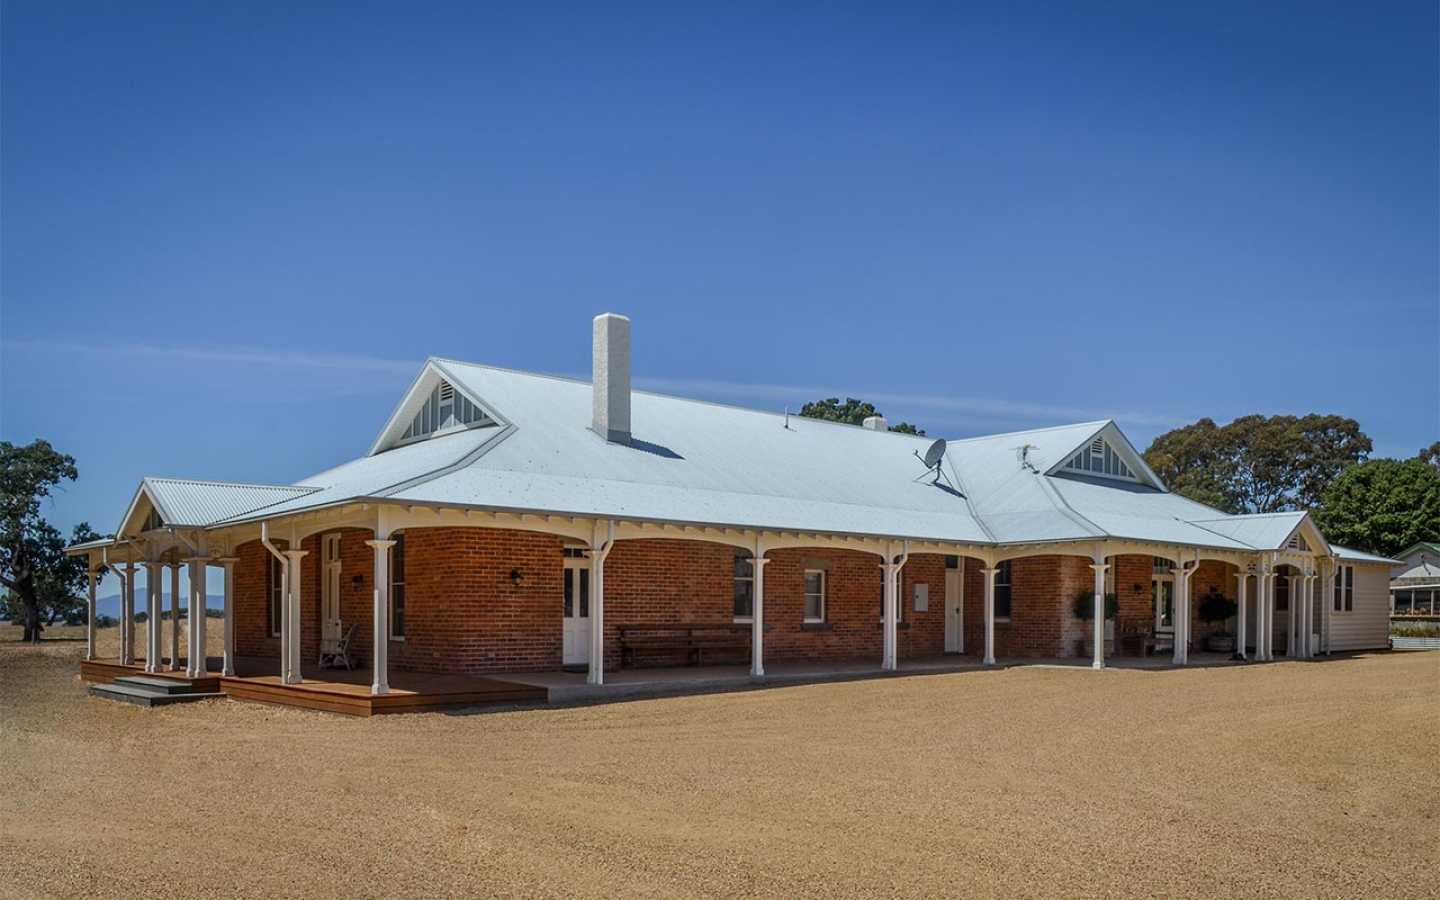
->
[862, 415, 888, 431]
[592, 313, 632, 444]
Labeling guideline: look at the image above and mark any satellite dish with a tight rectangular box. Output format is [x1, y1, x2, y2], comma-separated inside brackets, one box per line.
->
[922, 438, 947, 469]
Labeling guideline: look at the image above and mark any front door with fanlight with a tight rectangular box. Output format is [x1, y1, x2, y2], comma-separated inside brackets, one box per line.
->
[562, 552, 591, 666]
[321, 533, 343, 658]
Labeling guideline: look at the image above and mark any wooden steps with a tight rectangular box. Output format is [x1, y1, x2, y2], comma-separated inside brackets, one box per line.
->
[89, 675, 225, 708]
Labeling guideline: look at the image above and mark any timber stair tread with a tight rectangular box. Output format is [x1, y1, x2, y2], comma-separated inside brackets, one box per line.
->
[89, 680, 226, 708]
[113, 675, 203, 694]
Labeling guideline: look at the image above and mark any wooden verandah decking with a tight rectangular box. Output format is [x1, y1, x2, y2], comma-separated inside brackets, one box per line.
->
[81, 650, 1264, 715]
[79, 656, 547, 716]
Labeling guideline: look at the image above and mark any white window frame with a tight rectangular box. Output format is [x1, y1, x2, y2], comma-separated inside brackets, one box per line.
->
[733, 552, 755, 623]
[1333, 565, 1354, 614]
[268, 555, 284, 638]
[803, 569, 827, 623]
[390, 534, 407, 641]
[993, 560, 1013, 622]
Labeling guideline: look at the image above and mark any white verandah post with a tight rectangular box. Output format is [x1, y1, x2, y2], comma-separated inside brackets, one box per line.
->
[366, 539, 395, 695]
[85, 569, 98, 661]
[217, 557, 238, 677]
[587, 521, 615, 686]
[1234, 572, 1249, 661]
[1089, 559, 1109, 670]
[144, 562, 162, 674]
[1172, 561, 1192, 666]
[750, 544, 769, 678]
[169, 562, 181, 671]
[982, 566, 998, 666]
[186, 557, 209, 677]
[120, 561, 136, 665]
[283, 549, 307, 685]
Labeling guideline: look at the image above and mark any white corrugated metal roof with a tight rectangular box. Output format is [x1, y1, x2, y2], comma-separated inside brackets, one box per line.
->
[114, 357, 1340, 557]
[1333, 545, 1401, 565]
[140, 478, 317, 528]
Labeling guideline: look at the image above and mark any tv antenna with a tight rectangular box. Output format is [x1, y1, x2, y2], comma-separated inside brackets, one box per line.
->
[913, 438, 951, 486]
[1018, 443, 1039, 473]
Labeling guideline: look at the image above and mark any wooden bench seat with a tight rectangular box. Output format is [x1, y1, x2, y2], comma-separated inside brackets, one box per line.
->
[618, 623, 752, 668]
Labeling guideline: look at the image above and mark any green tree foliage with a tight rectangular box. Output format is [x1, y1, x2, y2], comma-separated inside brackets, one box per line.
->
[1142, 414, 1371, 514]
[798, 398, 926, 436]
[1419, 441, 1440, 475]
[0, 440, 102, 641]
[1314, 457, 1440, 558]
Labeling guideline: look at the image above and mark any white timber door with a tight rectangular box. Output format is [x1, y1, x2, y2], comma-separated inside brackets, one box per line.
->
[562, 552, 591, 666]
[321, 533, 343, 656]
[944, 567, 964, 653]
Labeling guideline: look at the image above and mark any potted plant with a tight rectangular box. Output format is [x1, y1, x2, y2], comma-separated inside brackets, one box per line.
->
[1073, 590, 1120, 657]
[1197, 590, 1239, 654]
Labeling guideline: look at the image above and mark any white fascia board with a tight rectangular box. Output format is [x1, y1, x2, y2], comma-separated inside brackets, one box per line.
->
[116, 480, 168, 539]
[366, 359, 509, 456]
[1043, 421, 1167, 491]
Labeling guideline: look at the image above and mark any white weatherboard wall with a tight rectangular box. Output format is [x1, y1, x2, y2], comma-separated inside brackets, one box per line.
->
[1331, 563, 1393, 651]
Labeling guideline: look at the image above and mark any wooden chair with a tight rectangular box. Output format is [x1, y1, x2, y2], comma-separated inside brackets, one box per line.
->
[319, 623, 359, 670]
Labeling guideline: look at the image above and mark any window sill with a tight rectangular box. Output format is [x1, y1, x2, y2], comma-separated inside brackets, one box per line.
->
[994, 619, 1014, 630]
[874, 622, 912, 630]
[389, 637, 406, 643]
[800, 622, 834, 632]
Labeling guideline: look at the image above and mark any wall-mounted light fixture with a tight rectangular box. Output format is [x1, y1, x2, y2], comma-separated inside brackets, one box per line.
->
[510, 568, 524, 587]
[351, 574, 364, 591]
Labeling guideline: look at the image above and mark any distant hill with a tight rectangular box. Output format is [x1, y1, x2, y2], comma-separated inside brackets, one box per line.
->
[93, 593, 225, 618]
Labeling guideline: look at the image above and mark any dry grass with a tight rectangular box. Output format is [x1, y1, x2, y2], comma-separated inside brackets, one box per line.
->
[1, 632, 1436, 900]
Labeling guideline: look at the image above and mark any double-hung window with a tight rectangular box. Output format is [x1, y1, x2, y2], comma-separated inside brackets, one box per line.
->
[803, 569, 827, 623]
[268, 555, 284, 637]
[390, 534, 407, 639]
[1333, 565, 1353, 613]
[994, 560, 1013, 620]
[733, 552, 755, 621]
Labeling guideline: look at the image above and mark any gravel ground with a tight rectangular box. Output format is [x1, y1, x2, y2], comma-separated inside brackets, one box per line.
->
[1, 630, 1436, 900]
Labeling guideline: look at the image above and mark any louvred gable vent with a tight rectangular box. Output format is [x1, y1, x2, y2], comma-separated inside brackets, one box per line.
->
[439, 381, 454, 402]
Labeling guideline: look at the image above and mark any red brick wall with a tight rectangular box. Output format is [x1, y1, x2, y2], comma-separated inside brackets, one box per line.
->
[961, 555, 1090, 658]
[234, 529, 950, 675]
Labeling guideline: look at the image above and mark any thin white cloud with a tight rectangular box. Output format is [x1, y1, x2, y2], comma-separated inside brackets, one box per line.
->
[633, 376, 1183, 429]
[4, 339, 417, 374]
[5, 339, 1181, 430]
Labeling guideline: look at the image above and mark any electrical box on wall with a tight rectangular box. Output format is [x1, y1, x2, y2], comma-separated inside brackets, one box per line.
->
[913, 583, 929, 612]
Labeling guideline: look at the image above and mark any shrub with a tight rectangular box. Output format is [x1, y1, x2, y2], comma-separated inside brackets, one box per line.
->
[1197, 592, 1238, 630]
[1073, 590, 1120, 620]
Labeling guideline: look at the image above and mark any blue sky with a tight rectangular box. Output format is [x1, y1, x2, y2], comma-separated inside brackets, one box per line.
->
[3, 0, 1437, 569]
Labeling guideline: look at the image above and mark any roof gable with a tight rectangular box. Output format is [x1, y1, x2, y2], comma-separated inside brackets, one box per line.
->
[368, 360, 507, 456]
[1042, 421, 1166, 491]
[119, 477, 317, 535]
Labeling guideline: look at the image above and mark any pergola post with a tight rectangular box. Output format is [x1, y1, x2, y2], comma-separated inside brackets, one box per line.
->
[880, 541, 908, 672]
[1234, 572, 1249, 661]
[84, 570, 98, 661]
[144, 562, 162, 673]
[366, 539, 396, 695]
[981, 566, 998, 666]
[120, 561, 136, 666]
[185, 557, 209, 677]
[750, 552, 769, 678]
[217, 558, 238, 677]
[1089, 560, 1110, 670]
[168, 563, 182, 671]
[283, 549, 307, 684]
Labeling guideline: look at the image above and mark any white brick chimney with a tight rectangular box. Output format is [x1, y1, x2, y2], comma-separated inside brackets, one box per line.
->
[592, 312, 631, 444]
